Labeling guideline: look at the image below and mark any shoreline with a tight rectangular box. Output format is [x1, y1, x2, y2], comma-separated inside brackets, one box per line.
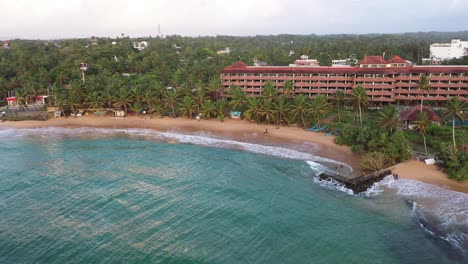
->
[2, 116, 468, 194]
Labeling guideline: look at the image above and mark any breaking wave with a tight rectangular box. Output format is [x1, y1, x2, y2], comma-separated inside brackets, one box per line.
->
[370, 176, 468, 257]
[0, 126, 352, 171]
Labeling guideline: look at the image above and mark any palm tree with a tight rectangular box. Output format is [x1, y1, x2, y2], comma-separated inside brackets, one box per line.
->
[244, 97, 262, 123]
[331, 90, 346, 123]
[289, 94, 310, 127]
[25, 81, 45, 114]
[201, 100, 217, 119]
[67, 80, 85, 100]
[445, 97, 468, 148]
[86, 91, 104, 112]
[68, 94, 82, 113]
[114, 87, 133, 116]
[261, 99, 276, 125]
[350, 84, 369, 127]
[207, 77, 223, 101]
[229, 86, 247, 111]
[414, 112, 431, 157]
[148, 100, 164, 118]
[262, 81, 277, 102]
[274, 97, 289, 126]
[376, 106, 399, 134]
[179, 96, 197, 118]
[102, 88, 115, 111]
[15, 89, 29, 111]
[56, 71, 68, 86]
[143, 89, 156, 111]
[309, 95, 330, 127]
[216, 100, 229, 122]
[163, 90, 179, 117]
[418, 75, 431, 112]
[282, 80, 295, 100]
[193, 89, 208, 114]
[132, 86, 145, 105]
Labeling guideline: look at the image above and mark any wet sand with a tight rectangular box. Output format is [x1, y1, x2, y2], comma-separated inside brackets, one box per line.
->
[392, 160, 468, 194]
[2, 115, 467, 194]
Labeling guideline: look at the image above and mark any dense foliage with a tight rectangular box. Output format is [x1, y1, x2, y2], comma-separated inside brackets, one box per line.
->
[1, 31, 467, 181]
[2, 31, 468, 103]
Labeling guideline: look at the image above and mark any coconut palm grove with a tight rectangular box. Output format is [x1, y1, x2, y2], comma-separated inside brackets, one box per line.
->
[1, 32, 467, 181]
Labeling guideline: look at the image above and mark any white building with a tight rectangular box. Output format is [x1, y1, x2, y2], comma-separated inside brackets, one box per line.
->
[133, 41, 149, 51]
[430, 39, 468, 60]
[217, 47, 232, 55]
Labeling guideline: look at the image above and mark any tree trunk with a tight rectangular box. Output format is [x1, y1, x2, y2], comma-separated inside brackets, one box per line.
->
[420, 97, 424, 113]
[423, 134, 427, 157]
[358, 104, 362, 127]
[338, 107, 341, 123]
[453, 116, 456, 149]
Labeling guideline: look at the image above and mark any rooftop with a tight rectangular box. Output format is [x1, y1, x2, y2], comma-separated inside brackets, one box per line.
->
[222, 61, 468, 74]
[359, 56, 388, 65]
[400, 106, 442, 122]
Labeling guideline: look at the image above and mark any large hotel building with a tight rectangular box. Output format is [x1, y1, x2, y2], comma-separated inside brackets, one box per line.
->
[220, 55, 468, 106]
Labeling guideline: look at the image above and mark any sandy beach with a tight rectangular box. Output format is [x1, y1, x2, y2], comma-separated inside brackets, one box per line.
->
[2, 115, 467, 194]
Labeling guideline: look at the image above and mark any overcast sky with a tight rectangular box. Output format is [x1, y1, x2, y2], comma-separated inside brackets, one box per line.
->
[1, 0, 468, 39]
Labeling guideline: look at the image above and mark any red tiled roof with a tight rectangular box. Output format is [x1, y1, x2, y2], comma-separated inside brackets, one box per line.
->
[221, 66, 468, 75]
[229, 61, 248, 68]
[358, 56, 388, 65]
[400, 106, 442, 122]
[388, 56, 408, 64]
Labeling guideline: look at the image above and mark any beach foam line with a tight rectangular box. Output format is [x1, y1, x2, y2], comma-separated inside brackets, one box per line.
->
[306, 161, 355, 195]
[370, 176, 468, 256]
[0, 126, 353, 172]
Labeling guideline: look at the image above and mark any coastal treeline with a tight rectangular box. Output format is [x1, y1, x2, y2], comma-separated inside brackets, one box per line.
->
[9, 75, 468, 181]
[2, 31, 468, 102]
[1, 32, 467, 181]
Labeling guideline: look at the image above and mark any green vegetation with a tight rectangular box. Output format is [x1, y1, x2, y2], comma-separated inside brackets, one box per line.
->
[1, 32, 467, 181]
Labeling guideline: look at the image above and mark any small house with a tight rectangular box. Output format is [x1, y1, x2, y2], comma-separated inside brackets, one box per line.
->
[400, 106, 442, 129]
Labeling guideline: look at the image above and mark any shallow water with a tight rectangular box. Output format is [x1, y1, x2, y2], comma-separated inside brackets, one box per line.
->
[0, 127, 466, 263]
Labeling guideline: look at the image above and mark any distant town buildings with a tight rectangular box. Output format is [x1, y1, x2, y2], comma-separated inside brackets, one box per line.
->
[423, 39, 468, 64]
[289, 55, 320, 67]
[253, 58, 268, 66]
[331, 59, 357, 67]
[91, 36, 98, 46]
[217, 47, 232, 55]
[220, 55, 467, 106]
[2, 41, 11, 49]
[133, 41, 149, 51]
[358, 55, 411, 68]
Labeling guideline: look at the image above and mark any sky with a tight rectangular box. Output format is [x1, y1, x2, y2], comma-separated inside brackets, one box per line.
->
[0, 0, 468, 39]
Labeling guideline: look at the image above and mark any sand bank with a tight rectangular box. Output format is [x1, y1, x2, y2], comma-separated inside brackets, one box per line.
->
[2, 116, 467, 194]
[392, 160, 468, 194]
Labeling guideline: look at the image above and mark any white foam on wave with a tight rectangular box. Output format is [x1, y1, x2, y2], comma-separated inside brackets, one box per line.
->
[0, 126, 352, 171]
[371, 176, 468, 254]
[306, 161, 355, 196]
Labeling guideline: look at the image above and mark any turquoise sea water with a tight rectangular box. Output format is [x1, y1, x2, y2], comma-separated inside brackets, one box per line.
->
[0, 127, 467, 263]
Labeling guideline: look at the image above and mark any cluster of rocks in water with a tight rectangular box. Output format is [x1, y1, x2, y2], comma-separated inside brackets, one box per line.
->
[318, 170, 393, 193]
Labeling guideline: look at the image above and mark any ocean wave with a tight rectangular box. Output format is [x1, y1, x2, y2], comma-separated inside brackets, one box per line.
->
[373, 176, 468, 256]
[0, 126, 352, 171]
[306, 161, 355, 195]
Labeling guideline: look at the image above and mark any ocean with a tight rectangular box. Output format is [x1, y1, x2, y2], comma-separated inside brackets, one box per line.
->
[0, 127, 467, 263]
